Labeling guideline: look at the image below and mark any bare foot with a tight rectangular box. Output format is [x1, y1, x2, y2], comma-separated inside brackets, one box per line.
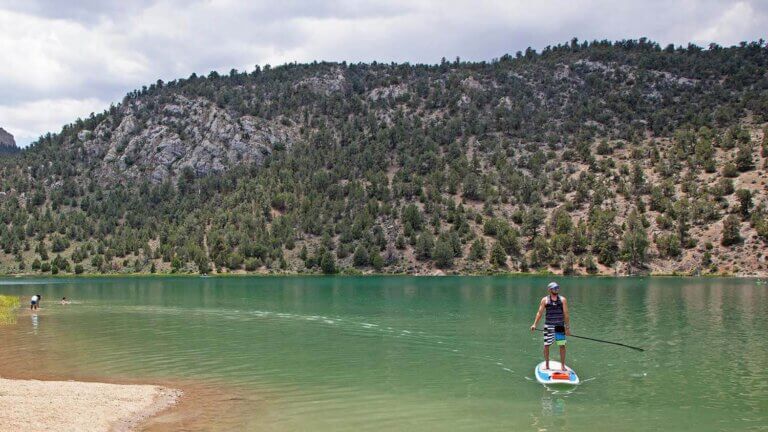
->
[561, 366, 567, 371]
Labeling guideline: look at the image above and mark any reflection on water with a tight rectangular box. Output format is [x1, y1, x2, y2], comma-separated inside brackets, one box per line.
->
[0, 276, 767, 431]
[541, 393, 567, 416]
[531, 391, 569, 431]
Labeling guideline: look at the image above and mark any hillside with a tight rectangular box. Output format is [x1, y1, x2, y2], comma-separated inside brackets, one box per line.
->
[1, 39, 768, 276]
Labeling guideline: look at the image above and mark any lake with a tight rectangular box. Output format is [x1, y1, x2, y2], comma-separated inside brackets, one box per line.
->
[1, 276, 766, 431]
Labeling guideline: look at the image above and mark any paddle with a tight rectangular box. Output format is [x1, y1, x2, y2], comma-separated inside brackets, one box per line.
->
[536, 328, 645, 352]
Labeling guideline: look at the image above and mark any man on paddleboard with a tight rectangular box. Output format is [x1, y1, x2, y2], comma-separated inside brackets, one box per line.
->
[530, 282, 571, 371]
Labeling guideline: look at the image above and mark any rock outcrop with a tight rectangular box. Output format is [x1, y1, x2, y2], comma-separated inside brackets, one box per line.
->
[0, 128, 18, 154]
[76, 95, 299, 185]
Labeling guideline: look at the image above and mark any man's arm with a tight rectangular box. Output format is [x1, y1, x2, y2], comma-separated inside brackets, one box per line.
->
[530, 298, 546, 331]
[562, 296, 571, 336]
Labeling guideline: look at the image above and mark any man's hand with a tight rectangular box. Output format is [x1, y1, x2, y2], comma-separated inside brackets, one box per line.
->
[530, 324, 536, 332]
[565, 328, 572, 336]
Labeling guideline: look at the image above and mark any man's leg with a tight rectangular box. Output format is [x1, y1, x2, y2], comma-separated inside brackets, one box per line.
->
[544, 345, 550, 370]
[559, 345, 566, 370]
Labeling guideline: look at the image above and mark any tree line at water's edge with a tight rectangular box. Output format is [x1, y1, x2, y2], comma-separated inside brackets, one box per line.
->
[1, 38, 768, 276]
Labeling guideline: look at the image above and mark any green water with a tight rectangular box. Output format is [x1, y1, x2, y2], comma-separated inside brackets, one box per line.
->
[1, 276, 767, 431]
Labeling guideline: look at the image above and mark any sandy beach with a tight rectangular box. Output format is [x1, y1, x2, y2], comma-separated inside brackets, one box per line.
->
[0, 377, 181, 432]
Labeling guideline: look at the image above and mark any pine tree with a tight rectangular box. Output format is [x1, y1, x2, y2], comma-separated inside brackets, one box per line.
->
[370, 249, 384, 271]
[530, 237, 551, 268]
[583, 254, 598, 274]
[522, 206, 546, 240]
[589, 208, 619, 266]
[621, 210, 649, 268]
[735, 144, 753, 172]
[736, 189, 753, 219]
[469, 238, 487, 261]
[721, 215, 742, 246]
[433, 239, 454, 269]
[353, 245, 370, 267]
[395, 235, 406, 249]
[563, 252, 576, 275]
[320, 251, 337, 274]
[415, 232, 435, 261]
[498, 227, 521, 256]
[490, 242, 507, 268]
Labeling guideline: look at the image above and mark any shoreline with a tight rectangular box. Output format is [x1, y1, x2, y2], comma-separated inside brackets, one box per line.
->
[0, 272, 765, 279]
[0, 368, 265, 432]
[0, 376, 181, 432]
[0, 324, 269, 432]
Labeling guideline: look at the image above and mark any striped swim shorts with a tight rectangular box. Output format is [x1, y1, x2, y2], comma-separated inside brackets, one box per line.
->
[544, 325, 567, 346]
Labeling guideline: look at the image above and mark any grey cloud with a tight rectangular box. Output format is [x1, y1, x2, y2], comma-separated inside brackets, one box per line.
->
[0, 0, 408, 25]
[0, 0, 156, 24]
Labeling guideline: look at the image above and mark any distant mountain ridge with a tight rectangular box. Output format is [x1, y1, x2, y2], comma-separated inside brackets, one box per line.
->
[1, 39, 767, 276]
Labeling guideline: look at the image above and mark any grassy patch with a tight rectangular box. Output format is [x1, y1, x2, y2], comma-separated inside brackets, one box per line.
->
[0, 294, 20, 325]
[0, 294, 20, 309]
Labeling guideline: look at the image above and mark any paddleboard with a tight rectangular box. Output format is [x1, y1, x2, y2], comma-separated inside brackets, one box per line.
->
[534, 360, 579, 385]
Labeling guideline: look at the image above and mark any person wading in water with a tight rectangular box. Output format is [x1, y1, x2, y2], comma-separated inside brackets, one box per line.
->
[530, 282, 571, 370]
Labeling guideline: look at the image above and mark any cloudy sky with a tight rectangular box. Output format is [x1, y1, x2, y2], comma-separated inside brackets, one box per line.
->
[1, 0, 766, 146]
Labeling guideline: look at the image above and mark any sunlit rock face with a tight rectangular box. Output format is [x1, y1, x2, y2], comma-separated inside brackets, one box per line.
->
[76, 95, 297, 185]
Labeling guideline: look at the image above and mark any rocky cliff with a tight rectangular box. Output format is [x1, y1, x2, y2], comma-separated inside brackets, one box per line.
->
[0, 128, 18, 154]
[77, 95, 298, 185]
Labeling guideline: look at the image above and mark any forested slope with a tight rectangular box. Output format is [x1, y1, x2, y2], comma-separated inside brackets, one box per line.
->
[1, 39, 767, 276]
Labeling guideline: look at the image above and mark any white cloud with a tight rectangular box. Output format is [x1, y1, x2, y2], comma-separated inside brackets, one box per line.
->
[0, 10, 147, 95]
[0, 0, 766, 147]
[0, 98, 108, 146]
[692, 1, 763, 46]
